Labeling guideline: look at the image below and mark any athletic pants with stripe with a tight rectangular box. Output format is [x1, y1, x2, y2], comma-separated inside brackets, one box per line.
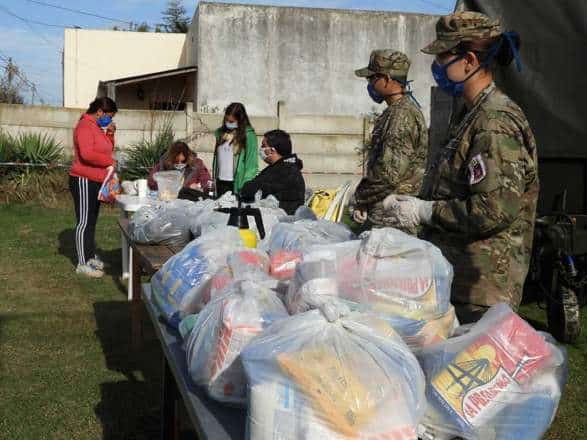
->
[69, 176, 101, 266]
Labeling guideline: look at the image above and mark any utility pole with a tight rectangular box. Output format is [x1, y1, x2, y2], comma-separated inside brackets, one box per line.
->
[6, 58, 16, 104]
[31, 84, 36, 105]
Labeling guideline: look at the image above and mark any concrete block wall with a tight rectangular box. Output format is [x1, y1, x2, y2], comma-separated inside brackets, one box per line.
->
[194, 2, 439, 123]
[0, 103, 367, 188]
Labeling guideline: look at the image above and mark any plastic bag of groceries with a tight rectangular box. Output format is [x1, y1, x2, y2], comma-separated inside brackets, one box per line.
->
[129, 199, 205, 246]
[190, 248, 273, 313]
[286, 228, 456, 349]
[185, 279, 289, 405]
[151, 227, 244, 328]
[417, 303, 567, 440]
[241, 303, 426, 439]
[265, 220, 354, 280]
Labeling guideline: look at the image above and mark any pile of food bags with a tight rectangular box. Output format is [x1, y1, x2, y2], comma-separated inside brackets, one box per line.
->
[185, 278, 289, 405]
[241, 303, 426, 439]
[264, 219, 354, 280]
[151, 227, 244, 328]
[286, 227, 457, 350]
[129, 199, 211, 246]
[417, 303, 567, 440]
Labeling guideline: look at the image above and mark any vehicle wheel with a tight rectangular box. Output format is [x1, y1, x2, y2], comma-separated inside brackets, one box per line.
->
[547, 284, 581, 343]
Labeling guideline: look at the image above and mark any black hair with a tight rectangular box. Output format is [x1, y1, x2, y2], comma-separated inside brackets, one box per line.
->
[264, 129, 292, 157]
[454, 32, 521, 69]
[87, 97, 118, 114]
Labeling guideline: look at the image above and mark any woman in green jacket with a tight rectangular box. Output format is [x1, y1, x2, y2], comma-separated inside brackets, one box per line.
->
[212, 102, 259, 197]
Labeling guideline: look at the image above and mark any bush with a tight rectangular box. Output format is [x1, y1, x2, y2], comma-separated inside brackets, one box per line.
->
[0, 130, 66, 204]
[12, 132, 63, 164]
[0, 130, 16, 162]
[121, 124, 174, 180]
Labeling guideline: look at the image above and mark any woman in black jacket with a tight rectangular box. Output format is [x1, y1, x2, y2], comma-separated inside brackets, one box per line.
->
[240, 129, 305, 215]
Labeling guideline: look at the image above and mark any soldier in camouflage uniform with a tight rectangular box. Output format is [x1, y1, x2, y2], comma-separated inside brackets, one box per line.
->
[353, 50, 428, 234]
[382, 12, 539, 323]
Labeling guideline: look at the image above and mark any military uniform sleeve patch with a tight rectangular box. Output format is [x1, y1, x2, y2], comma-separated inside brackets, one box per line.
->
[468, 154, 487, 185]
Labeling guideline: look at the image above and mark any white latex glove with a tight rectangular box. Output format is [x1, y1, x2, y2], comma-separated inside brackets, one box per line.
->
[352, 209, 368, 224]
[383, 194, 434, 228]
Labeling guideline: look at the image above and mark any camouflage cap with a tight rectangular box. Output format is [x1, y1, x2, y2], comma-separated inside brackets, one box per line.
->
[355, 49, 411, 78]
[421, 12, 502, 55]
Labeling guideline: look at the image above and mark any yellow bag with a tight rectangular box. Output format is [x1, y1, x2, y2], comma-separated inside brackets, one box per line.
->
[307, 189, 338, 219]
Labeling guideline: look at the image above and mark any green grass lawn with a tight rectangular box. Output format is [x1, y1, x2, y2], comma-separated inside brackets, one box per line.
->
[0, 201, 586, 439]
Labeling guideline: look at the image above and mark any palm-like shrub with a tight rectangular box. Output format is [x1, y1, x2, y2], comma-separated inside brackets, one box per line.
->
[121, 124, 174, 180]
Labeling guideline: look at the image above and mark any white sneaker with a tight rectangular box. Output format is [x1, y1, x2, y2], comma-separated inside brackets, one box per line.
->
[88, 257, 105, 271]
[76, 263, 104, 278]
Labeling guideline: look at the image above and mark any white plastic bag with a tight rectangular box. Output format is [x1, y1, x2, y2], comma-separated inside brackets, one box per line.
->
[185, 279, 288, 405]
[151, 227, 243, 328]
[417, 303, 567, 440]
[242, 305, 426, 439]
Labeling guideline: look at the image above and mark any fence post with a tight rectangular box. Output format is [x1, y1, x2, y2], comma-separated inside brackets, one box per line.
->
[277, 101, 286, 130]
[185, 103, 194, 145]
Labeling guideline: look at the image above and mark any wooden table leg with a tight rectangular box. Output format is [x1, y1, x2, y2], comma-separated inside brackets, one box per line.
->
[162, 357, 180, 440]
[131, 254, 143, 351]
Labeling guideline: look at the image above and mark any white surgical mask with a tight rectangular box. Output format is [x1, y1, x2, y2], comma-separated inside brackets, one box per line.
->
[175, 163, 187, 171]
[259, 147, 268, 162]
[225, 121, 238, 130]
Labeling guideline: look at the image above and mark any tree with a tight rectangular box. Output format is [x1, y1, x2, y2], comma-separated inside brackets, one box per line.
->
[160, 0, 190, 33]
[136, 22, 150, 32]
[0, 59, 25, 104]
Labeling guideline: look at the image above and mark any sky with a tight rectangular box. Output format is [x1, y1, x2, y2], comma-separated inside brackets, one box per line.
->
[0, 0, 455, 106]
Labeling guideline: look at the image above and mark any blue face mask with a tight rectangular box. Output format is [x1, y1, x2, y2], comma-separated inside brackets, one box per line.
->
[367, 82, 385, 104]
[225, 121, 238, 130]
[431, 55, 467, 97]
[432, 33, 522, 97]
[97, 115, 112, 128]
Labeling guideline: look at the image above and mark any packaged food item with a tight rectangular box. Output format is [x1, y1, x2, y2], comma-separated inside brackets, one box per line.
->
[98, 167, 121, 203]
[242, 306, 426, 439]
[418, 303, 567, 440]
[265, 220, 354, 280]
[185, 279, 288, 405]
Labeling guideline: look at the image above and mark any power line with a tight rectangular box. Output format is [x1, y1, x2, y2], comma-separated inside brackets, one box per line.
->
[0, 5, 61, 48]
[0, 5, 72, 28]
[1, 58, 48, 104]
[23, 0, 134, 25]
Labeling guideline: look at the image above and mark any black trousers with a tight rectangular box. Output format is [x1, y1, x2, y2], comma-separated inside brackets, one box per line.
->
[216, 179, 234, 198]
[69, 176, 101, 266]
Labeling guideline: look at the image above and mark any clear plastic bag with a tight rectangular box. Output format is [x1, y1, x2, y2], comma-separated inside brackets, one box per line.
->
[129, 199, 205, 246]
[151, 227, 243, 328]
[241, 305, 426, 439]
[185, 279, 289, 405]
[154, 170, 183, 200]
[265, 220, 354, 280]
[417, 303, 567, 440]
[286, 228, 456, 349]
[190, 248, 273, 313]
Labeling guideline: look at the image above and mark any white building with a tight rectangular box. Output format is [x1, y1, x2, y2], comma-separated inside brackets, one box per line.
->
[63, 2, 439, 119]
